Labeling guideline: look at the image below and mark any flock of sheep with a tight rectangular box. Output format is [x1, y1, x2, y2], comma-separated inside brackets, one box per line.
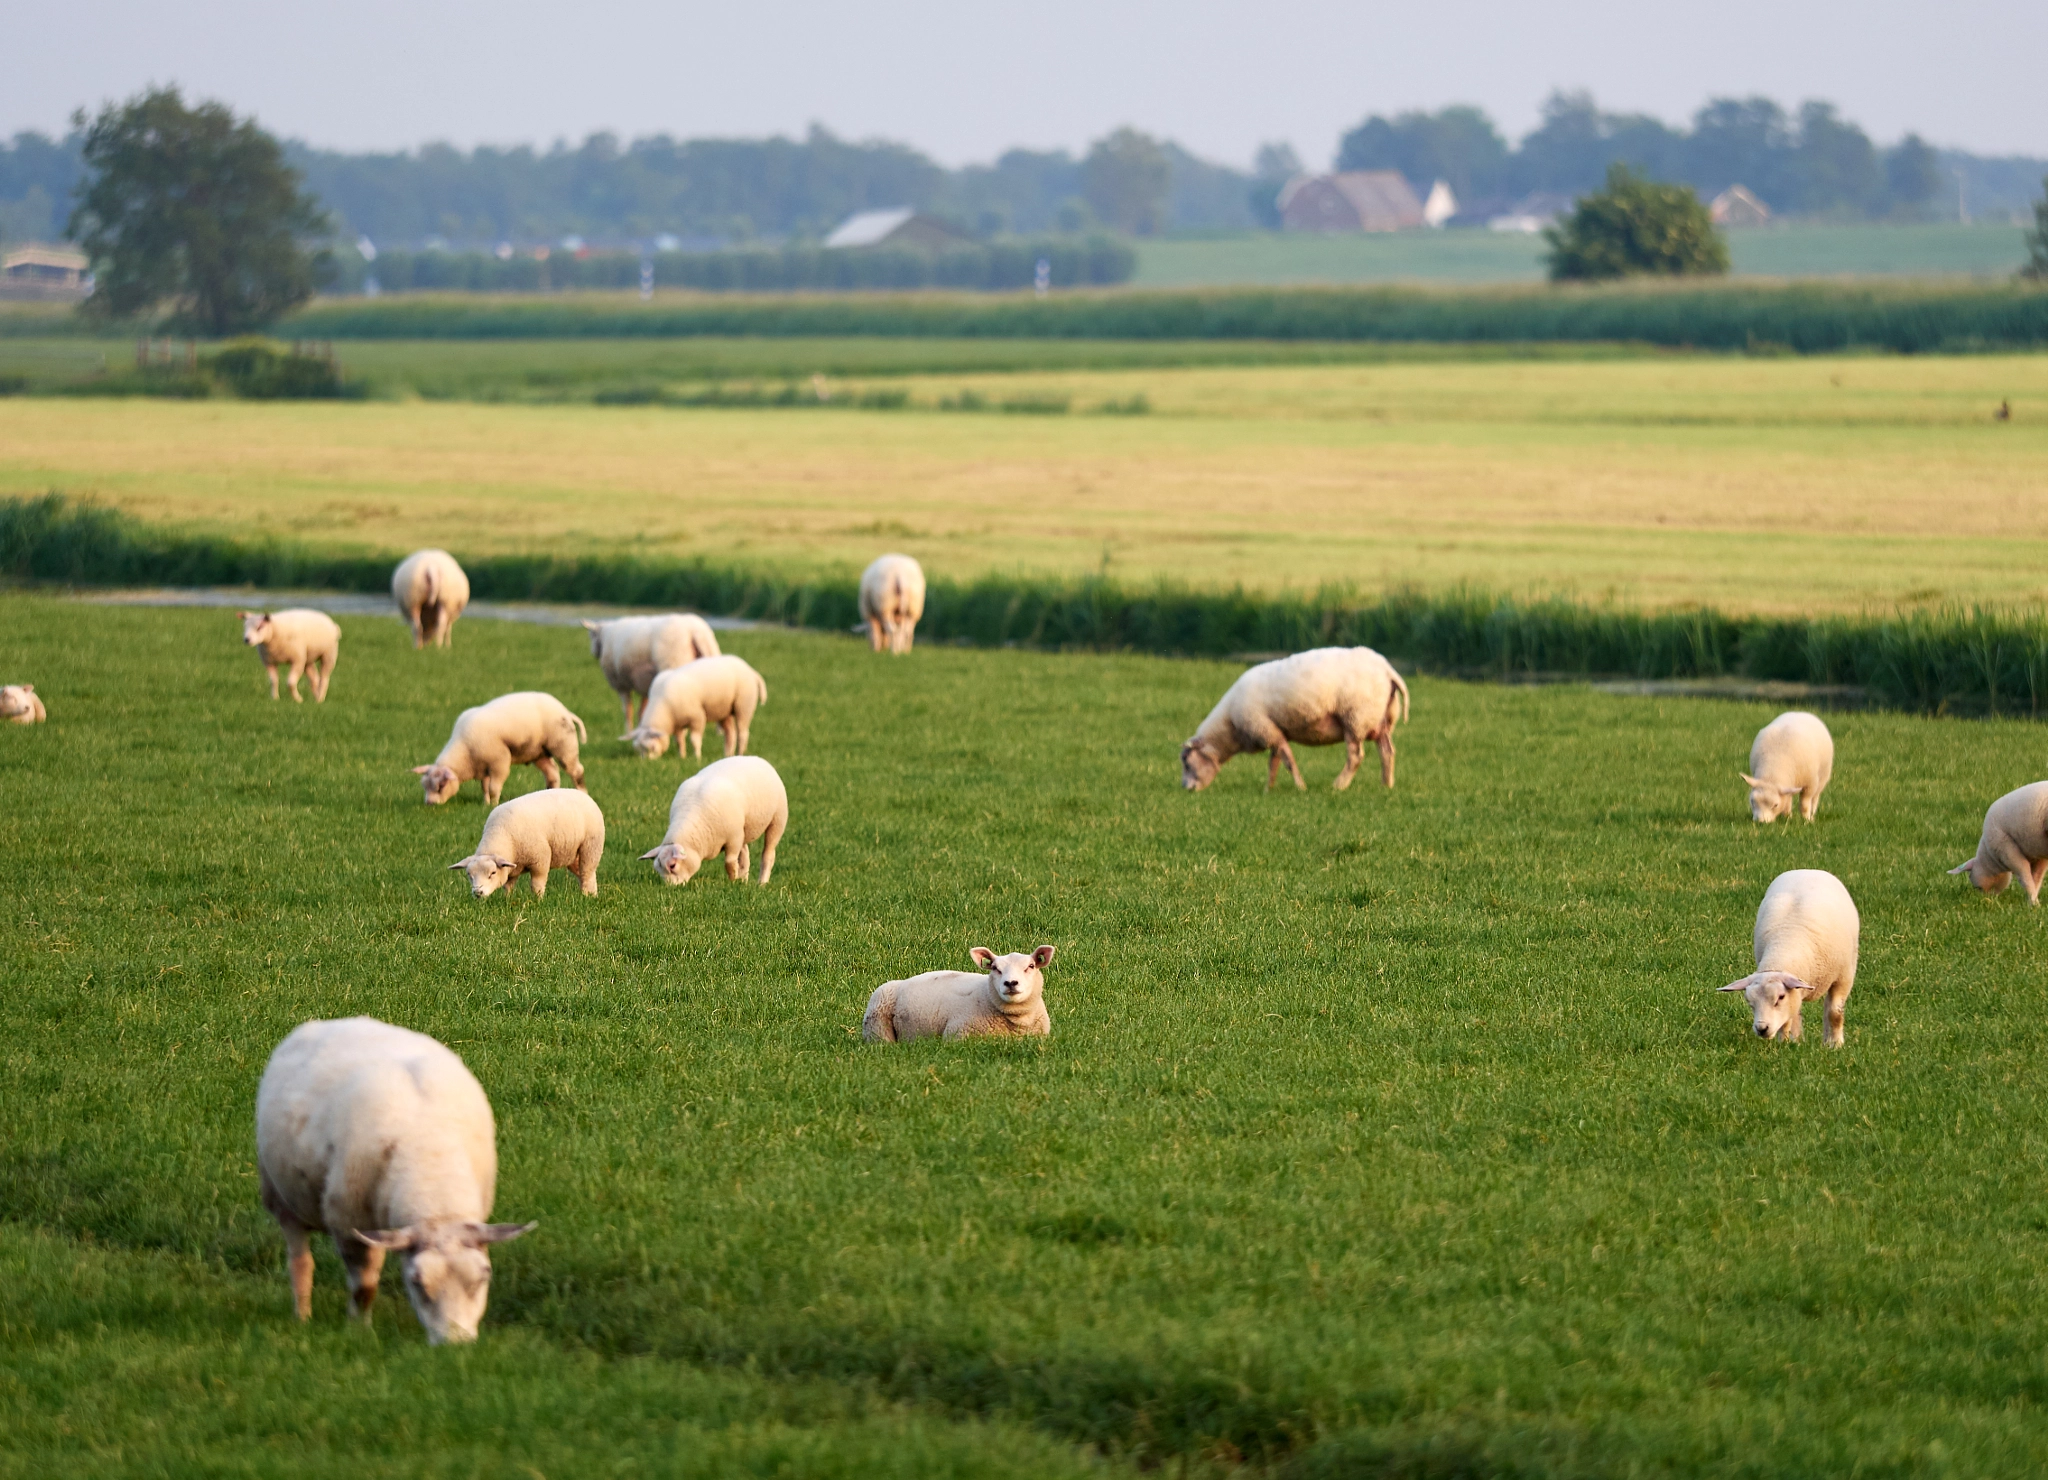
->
[10, 544, 2047, 1345]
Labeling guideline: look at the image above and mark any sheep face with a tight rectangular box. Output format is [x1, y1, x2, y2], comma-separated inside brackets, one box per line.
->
[0, 684, 35, 719]
[968, 945, 1055, 1007]
[1718, 971, 1813, 1040]
[1949, 856, 2012, 895]
[1740, 773, 1796, 823]
[640, 842, 701, 885]
[582, 620, 606, 658]
[239, 611, 275, 648]
[356, 1220, 534, 1345]
[414, 764, 462, 805]
[1179, 740, 1221, 792]
[450, 853, 517, 898]
[623, 725, 670, 759]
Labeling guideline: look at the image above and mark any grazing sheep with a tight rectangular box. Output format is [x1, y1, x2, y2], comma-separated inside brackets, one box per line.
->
[858, 553, 926, 654]
[624, 655, 768, 760]
[391, 549, 471, 650]
[1181, 646, 1410, 793]
[414, 691, 587, 806]
[450, 788, 605, 899]
[1, 684, 45, 725]
[1742, 711, 1834, 823]
[1718, 868, 1860, 1046]
[862, 946, 1056, 1043]
[1949, 781, 2048, 905]
[255, 1016, 533, 1344]
[583, 614, 721, 729]
[640, 755, 787, 886]
[239, 609, 340, 703]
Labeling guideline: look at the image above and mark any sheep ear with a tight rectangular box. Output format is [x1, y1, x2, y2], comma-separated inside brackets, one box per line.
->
[969, 946, 996, 969]
[490, 856, 516, 871]
[640, 847, 662, 860]
[1031, 945, 1056, 968]
[1739, 773, 1768, 790]
[1948, 859, 1978, 875]
[581, 620, 600, 631]
[1779, 977, 1815, 995]
[465, 1220, 537, 1246]
[413, 765, 434, 774]
[353, 1226, 417, 1251]
[448, 859, 473, 871]
[1717, 977, 1753, 992]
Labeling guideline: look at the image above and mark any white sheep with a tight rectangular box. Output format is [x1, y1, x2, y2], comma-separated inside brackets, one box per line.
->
[414, 691, 588, 806]
[858, 553, 926, 654]
[391, 549, 471, 650]
[862, 946, 1056, 1043]
[1950, 781, 2048, 905]
[255, 1016, 534, 1344]
[450, 787, 606, 898]
[624, 655, 767, 760]
[1, 683, 46, 725]
[239, 609, 340, 703]
[1742, 710, 1834, 823]
[1717, 868, 1860, 1046]
[1180, 646, 1410, 792]
[640, 755, 787, 886]
[583, 614, 721, 729]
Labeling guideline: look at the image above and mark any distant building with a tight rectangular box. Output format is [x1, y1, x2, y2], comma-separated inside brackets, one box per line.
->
[823, 208, 973, 250]
[1421, 180, 1458, 228]
[1487, 193, 1575, 233]
[0, 244, 90, 300]
[1710, 185, 1771, 227]
[1276, 172, 1426, 233]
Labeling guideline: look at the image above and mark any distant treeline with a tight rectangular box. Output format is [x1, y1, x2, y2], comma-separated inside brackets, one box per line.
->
[10, 492, 2048, 718]
[3, 92, 2044, 251]
[339, 238, 1135, 295]
[278, 281, 2048, 355]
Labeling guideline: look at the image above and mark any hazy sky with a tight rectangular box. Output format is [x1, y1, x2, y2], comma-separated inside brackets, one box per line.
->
[6, 0, 2044, 165]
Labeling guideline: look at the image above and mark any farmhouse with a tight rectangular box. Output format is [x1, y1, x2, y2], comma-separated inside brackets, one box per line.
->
[823, 208, 973, 251]
[1710, 185, 1772, 226]
[0, 243, 89, 300]
[1487, 192, 1575, 233]
[1277, 172, 1426, 233]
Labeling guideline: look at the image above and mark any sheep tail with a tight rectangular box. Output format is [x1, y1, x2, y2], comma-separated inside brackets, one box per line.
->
[569, 711, 588, 743]
[757, 675, 768, 706]
[1388, 669, 1411, 726]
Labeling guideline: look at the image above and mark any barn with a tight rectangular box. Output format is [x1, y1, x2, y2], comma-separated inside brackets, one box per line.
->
[1276, 172, 1426, 233]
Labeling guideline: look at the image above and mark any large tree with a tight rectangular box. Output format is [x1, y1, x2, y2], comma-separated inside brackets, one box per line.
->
[69, 87, 330, 334]
[1545, 164, 1729, 282]
[2024, 178, 2048, 281]
[1081, 128, 1170, 235]
[1336, 106, 1509, 201]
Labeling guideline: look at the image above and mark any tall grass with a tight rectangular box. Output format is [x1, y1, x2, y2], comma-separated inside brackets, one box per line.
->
[8, 492, 2048, 714]
[276, 280, 2048, 352]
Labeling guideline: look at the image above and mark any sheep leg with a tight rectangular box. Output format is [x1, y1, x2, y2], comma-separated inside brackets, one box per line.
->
[265, 663, 281, 700]
[1333, 736, 1363, 792]
[312, 656, 333, 703]
[578, 842, 600, 896]
[285, 659, 306, 703]
[528, 864, 548, 898]
[1275, 738, 1307, 791]
[482, 763, 509, 807]
[866, 616, 887, 652]
[726, 833, 749, 881]
[409, 609, 426, 649]
[733, 715, 751, 755]
[719, 716, 738, 757]
[1824, 985, 1850, 1047]
[261, 1168, 315, 1320]
[758, 813, 784, 885]
[534, 755, 563, 789]
[1377, 728, 1397, 789]
[688, 723, 705, 761]
[339, 1234, 385, 1321]
[565, 751, 586, 790]
[1267, 750, 1282, 791]
[2027, 858, 2048, 907]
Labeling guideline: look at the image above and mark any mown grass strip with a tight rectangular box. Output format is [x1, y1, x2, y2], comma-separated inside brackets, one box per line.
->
[8, 492, 2048, 716]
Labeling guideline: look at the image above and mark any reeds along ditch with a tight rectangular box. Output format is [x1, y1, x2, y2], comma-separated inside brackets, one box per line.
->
[9, 493, 2048, 717]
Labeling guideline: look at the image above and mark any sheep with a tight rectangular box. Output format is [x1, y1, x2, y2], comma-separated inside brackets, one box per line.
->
[1180, 646, 1410, 793]
[391, 549, 471, 650]
[858, 553, 926, 654]
[1949, 780, 2048, 905]
[449, 787, 605, 899]
[1741, 710, 1834, 823]
[239, 609, 340, 703]
[1, 684, 45, 725]
[623, 655, 768, 760]
[255, 1016, 534, 1344]
[862, 946, 1056, 1043]
[583, 614, 721, 729]
[414, 691, 587, 806]
[1717, 868, 1860, 1046]
[640, 755, 787, 886]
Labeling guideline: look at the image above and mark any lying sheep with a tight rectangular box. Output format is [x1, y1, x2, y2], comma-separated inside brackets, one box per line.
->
[1181, 646, 1410, 792]
[641, 754, 787, 886]
[1718, 868, 1860, 1046]
[584, 614, 721, 729]
[859, 553, 926, 654]
[862, 946, 1056, 1043]
[1, 683, 45, 725]
[239, 609, 340, 703]
[391, 548, 471, 650]
[450, 787, 605, 898]
[255, 1016, 533, 1344]
[1742, 710, 1834, 823]
[624, 655, 768, 760]
[1950, 781, 2048, 905]
[415, 691, 587, 807]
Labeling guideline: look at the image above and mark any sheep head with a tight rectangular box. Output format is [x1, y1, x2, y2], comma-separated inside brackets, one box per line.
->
[1740, 772, 1799, 824]
[354, 1219, 534, 1344]
[1179, 740, 1221, 792]
[413, 764, 462, 805]
[623, 725, 670, 759]
[970, 945, 1055, 1010]
[238, 611, 274, 647]
[1948, 855, 2011, 895]
[640, 842, 701, 885]
[1718, 971, 1814, 1040]
[449, 854, 517, 898]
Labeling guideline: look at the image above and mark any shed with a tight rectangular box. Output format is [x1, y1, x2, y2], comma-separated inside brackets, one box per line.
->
[1710, 185, 1771, 227]
[0, 244, 90, 301]
[1276, 172, 1425, 233]
[823, 209, 973, 251]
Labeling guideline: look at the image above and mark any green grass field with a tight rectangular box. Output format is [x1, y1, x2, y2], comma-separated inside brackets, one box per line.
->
[7, 595, 2048, 1475]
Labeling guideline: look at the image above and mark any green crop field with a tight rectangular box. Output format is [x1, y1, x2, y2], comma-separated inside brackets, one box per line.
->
[3, 352, 2045, 615]
[7, 594, 2048, 1476]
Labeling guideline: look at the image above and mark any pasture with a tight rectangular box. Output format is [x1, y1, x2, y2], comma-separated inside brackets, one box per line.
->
[6, 594, 2048, 1475]
[2, 351, 2045, 614]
